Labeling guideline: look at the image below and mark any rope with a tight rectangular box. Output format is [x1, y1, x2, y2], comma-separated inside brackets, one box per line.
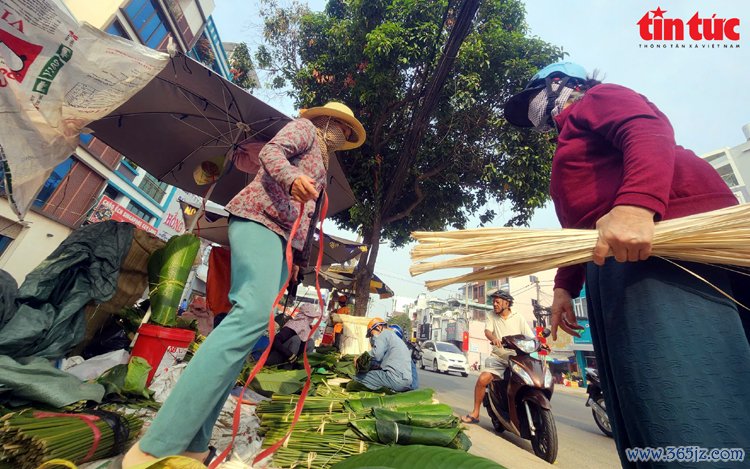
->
[656, 256, 750, 312]
[252, 193, 329, 465]
[210, 192, 329, 469]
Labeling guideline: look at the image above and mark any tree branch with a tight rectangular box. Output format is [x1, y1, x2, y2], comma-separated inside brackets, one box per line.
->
[382, 159, 452, 224]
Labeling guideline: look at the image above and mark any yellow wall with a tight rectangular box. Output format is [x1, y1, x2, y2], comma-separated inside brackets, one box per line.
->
[0, 200, 72, 284]
[63, 0, 122, 28]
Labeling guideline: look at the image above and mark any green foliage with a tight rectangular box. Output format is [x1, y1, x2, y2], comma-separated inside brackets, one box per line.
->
[229, 42, 258, 90]
[389, 313, 412, 339]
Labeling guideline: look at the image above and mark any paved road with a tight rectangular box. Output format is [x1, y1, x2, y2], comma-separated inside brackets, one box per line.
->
[418, 368, 620, 468]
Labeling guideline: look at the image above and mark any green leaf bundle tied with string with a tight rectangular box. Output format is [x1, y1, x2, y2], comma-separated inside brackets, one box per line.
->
[148, 234, 200, 326]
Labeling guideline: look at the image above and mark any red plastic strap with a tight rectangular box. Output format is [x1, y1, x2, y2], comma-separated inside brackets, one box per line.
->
[210, 193, 323, 469]
[252, 192, 328, 465]
[34, 411, 101, 462]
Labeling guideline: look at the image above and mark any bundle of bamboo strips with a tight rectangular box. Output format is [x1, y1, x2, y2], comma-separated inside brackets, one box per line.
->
[410, 204, 750, 291]
[0, 409, 142, 469]
[256, 395, 370, 469]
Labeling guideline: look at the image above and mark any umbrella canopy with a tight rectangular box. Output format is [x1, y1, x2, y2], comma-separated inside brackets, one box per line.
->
[304, 267, 395, 299]
[87, 52, 356, 215]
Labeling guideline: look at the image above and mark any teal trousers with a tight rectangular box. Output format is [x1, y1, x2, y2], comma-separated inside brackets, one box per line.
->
[140, 218, 287, 456]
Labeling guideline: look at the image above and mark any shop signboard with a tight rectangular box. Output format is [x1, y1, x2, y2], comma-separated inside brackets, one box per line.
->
[88, 195, 158, 235]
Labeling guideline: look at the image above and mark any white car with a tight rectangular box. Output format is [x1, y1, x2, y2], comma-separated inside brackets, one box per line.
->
[420, 340, 469, 377]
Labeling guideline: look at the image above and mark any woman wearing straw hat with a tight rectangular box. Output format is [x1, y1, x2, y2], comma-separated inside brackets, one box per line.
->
[504, 63, 750, 468]
[122, 102, 365, 467]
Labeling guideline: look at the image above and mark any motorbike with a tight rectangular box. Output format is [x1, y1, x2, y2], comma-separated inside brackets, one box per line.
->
[482, 330, 558, 463]
[584, 367, 613, 437]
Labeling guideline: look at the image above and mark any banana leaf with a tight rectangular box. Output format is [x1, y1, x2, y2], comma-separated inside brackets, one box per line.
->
[345, 388, 434, 412]
[148, 234, 200, 326]
[349, 419, 379, 441]
[448, 431, 473, 451]
[330, 445, 505, 469]
[97, 357, 152, 399]
[355, 351, 372, 372]
[350, 419, 465, 448]
[333, 360, 357, 379]
[373, 408, 458, 428]
[124, 356, 152, 399]
[387, 403, 455, 415]
[375, 419, 460, 446]
[250, 369, 308, 397]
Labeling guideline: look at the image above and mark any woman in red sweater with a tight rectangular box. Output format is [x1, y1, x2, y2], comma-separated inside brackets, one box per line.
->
[505, 62, 750, 467]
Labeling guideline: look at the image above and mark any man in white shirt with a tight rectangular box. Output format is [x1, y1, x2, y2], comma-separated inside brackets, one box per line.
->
[461, 289, 534, 424]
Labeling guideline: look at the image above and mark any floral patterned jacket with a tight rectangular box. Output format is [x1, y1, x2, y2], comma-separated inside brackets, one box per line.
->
[224, 118, 326, 258]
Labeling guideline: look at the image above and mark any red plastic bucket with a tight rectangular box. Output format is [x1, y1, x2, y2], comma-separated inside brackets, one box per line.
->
[130, 324, 195, 385]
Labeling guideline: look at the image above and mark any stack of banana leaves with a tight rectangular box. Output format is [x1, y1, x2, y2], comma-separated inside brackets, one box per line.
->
[256, 388, 473, 469]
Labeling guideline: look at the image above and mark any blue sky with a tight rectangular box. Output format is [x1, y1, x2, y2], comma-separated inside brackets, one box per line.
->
[212, 1, 750, 314]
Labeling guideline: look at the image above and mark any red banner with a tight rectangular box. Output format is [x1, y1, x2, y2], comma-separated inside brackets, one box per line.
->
[88, 195, 158, 235]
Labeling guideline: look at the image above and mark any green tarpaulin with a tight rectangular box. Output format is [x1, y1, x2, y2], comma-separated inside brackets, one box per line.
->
[0, 221, 133, 359]
[0, 356, 105, 407]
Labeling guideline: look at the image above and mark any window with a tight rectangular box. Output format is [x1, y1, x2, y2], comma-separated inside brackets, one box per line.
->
[436, 342, 462, 354]
[105, 20, 129, 39]
[126, 201, 154, 222]
[715, 164, 739, 187]
[0, 235, 12, 257]
[0, 216, 22, 258]
[124, 0, 170, 49]
[103, 185, 121, 201]
[138, 173, 168, 203]
[34, 158, 75, 208]
[0, 162, 6, 196]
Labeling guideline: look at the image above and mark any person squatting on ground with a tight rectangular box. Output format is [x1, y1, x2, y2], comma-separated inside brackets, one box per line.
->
[122, 102, 366, 467]
[461, 289, 534, 424]
[389, 324, 421, 390]
[347, 318, 413, 393]
[504, 62, 750, 467]
[266, 303, 322, 367]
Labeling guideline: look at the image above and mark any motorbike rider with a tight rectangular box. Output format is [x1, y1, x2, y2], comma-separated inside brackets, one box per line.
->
[461, 289, 534, 424]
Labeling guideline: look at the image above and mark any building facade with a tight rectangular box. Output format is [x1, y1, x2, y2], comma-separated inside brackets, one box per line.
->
[700, 124, 750, 203]
[0, 0, 232, 282]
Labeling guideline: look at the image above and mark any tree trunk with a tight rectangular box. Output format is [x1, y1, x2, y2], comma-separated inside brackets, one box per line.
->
[353, 215, 383, 316]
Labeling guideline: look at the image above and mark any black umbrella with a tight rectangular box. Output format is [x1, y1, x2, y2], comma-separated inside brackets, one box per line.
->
[88, 52, 356, 215]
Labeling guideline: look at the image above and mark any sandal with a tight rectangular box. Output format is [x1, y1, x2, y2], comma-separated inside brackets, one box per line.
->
[460, 414, 480, 424]
[204, 446, 217, 466]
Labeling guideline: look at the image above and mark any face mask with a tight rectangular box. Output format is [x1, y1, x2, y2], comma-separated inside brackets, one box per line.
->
[311, 116, 348, 151]
[527, 82, 576, 132]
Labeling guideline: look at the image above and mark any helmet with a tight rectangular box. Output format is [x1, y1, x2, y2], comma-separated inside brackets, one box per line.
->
[366, 317, 387, 337]
[504, 62, 588, 128]
[389, 324, 404, 339]
[489, 289, 514, 306]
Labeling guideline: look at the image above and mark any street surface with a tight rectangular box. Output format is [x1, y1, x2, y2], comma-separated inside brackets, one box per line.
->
[419, 369, 619, 468]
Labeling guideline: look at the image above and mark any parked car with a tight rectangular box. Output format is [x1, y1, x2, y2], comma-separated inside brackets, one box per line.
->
[420, 340, 469, 377]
